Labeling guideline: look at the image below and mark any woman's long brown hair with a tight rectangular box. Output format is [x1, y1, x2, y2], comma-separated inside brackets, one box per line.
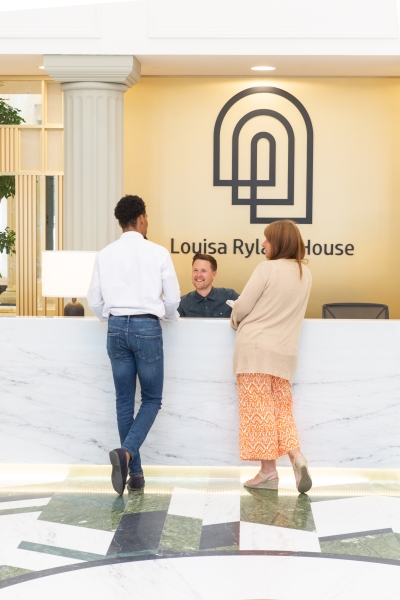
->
[264, 220, 306, 278]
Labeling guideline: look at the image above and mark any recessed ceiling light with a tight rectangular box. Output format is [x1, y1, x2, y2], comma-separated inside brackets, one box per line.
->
[251, 66, 276, 71]
[39, 65, 45, 70]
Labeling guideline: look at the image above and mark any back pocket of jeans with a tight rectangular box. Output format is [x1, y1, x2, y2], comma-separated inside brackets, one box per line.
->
[135, 334, 162, 363]
[107, 332, 123, 359]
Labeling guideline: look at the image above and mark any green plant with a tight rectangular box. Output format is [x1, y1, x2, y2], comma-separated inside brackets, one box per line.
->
[0, 98, 25, 200]
[0, 98, 25, 125]
[0, 176, 16, 200]
[0, 227, 16, 255]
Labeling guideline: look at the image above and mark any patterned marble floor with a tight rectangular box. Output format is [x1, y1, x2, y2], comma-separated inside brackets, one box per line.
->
[1, 465, 400, 599]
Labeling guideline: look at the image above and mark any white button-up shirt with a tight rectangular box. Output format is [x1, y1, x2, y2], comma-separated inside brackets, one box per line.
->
[87, 231, 180, 321]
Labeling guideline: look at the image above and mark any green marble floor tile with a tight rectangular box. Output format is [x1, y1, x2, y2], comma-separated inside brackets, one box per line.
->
[0, 506, 44, 517]
[241, 489, 315, 531]
[18, 541, 104, 562]
[321, 533, 400, 560]
[106, 549, 157, 559]
[0, 565, 33, 581]
[124, 492, 171, 514]
[38, 493, 127, 531]
[58, 477, 112, 491]
[158, 515, 202, 553]
[200, 545, 239, 552]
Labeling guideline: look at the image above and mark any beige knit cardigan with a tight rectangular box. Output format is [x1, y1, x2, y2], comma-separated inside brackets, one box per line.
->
[230, 258, 312, 383]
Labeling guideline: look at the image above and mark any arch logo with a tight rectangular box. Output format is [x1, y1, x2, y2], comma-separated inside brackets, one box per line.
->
[213, 86, 313, 224]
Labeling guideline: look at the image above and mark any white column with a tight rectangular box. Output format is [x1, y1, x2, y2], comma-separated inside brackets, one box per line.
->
[43, 55, 141, 251]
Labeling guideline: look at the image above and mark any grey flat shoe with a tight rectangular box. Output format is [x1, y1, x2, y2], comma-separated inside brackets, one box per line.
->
[109, 448, 128, 496]
[293, 454, 312, 494]
[127, 474, 145, 491]
[244, 470, 279, 490]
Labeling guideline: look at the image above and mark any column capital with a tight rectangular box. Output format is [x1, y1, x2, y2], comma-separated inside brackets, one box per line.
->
[43, 55, 141, 88]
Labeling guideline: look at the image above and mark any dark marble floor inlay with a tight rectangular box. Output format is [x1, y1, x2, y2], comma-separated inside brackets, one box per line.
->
[107, 510, 168, 554]
[200, 521, 240, 550]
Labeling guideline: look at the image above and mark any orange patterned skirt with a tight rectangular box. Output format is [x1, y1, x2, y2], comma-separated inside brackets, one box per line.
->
[237, 373, 300, 461]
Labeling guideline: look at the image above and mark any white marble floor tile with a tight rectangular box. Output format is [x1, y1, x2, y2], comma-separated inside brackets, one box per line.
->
[0, 512, 42, 565]
[23, 520, 114, 555]
[167, 487, 207, 520]
[311, 496, 391, 538]
[202, 490, 240, 526]
[0, 511, 112, 567]
[1, 555, 400, 600]
[4, 548, 84, 571]
[0, 497, 52, 511]
[240, 521, 321, 552]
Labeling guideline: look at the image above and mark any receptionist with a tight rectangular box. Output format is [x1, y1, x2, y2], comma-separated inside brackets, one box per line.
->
[178, 253, 239, 318]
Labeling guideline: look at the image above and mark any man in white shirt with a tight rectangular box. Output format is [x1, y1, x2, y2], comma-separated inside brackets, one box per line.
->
[88, 195, 180, 495]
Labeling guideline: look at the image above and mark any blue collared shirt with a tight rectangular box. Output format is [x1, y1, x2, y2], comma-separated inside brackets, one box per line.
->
[178, 287, 239, 318]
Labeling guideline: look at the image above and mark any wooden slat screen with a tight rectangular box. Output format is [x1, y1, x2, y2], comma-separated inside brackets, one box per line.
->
[15, 175, 37, 316]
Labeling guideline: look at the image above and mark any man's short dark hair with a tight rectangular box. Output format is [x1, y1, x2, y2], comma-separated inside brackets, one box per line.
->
[114, 195, 146, 228]
[192, 253, 217, 272]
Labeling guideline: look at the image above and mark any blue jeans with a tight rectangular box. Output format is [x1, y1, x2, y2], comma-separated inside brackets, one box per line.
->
[107, 315, 163, 476]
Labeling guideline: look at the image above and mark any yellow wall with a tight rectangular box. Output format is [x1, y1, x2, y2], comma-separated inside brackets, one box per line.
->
[124, 77, 400, 318]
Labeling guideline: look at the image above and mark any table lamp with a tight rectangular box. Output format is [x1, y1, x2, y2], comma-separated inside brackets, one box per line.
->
[42, 251, 98, 316]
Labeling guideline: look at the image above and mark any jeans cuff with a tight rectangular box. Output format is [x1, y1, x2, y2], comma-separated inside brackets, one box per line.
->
[121, 446, 132, 460]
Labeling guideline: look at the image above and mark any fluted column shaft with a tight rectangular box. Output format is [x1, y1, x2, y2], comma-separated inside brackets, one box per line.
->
[44, 55, 141, 251]
[62, 82, 125, 251]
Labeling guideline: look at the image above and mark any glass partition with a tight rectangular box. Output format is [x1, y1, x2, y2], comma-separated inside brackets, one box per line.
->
[0, 80, 42, 125]
[36, 175, 62, 317]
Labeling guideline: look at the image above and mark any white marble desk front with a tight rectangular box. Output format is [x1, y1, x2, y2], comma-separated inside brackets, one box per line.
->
[0, 317, 399, 468]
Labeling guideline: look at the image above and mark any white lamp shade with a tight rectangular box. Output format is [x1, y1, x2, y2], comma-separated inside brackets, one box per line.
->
[42, 251, 97, 298]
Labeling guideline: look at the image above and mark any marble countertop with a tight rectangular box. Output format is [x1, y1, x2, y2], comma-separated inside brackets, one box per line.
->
[0, 317, 399, 468]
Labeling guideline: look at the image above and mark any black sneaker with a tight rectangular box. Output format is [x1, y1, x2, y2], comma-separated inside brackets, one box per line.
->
[127, 474, 145, 491]
[109, 448, 129, 495]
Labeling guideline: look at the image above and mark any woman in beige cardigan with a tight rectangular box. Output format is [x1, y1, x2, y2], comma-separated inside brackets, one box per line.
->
[230, 220, 312, 493]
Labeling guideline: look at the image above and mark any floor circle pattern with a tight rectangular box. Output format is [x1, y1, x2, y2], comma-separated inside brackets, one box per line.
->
[1, 465, 400, 598]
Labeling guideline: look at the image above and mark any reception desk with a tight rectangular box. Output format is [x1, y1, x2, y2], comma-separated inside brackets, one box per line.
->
[0, 317, 399, 468]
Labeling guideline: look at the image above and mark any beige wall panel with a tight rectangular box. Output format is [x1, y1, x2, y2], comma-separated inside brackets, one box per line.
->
[20, 129, 41, 171]
[46, 130, 63, 172]
[124, 77, 400, 318]
[46, 83, 63, 124]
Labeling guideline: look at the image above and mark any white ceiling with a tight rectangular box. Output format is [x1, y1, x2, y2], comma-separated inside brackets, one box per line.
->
[3, 53, 400, 77]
